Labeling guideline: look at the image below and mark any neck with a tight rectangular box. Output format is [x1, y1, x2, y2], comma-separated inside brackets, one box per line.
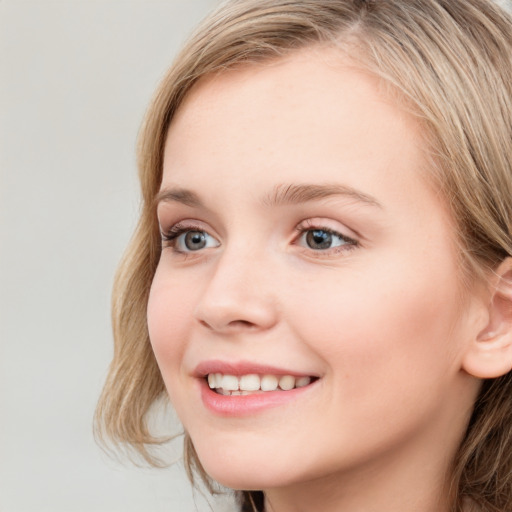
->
[264, 463, 451, 512]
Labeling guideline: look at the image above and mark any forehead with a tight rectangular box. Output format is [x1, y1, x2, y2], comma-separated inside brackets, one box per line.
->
[167, 48, 400, 152]
[163, 48, 431, 207]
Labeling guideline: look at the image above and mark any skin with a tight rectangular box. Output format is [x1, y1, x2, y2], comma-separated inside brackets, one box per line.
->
[147, 48, 487, 512]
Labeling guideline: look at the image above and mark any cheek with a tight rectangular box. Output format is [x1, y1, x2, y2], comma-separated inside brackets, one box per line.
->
[147, 271, 204, 424]
[288, 255, 464, 402]
[276, 261, 467, 471]
[147, 267, 197, 377]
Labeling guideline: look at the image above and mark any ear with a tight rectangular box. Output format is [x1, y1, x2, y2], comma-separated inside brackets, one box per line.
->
[462, 257, 512, 379]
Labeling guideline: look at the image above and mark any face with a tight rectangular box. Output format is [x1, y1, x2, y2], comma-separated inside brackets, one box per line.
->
[148, 49, 481, 494]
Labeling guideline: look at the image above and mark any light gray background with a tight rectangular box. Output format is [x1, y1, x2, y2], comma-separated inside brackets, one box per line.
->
[0, 1, 234, 511]
[2, 1, 512, 511]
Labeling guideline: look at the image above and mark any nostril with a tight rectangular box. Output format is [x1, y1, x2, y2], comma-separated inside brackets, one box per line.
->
[199, 319, 211, 329]
[230, 320, 255, 328]
[198, 318, 256, 331]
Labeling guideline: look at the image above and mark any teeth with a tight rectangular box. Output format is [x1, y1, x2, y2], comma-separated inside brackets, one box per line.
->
[239, 374, 260, 391]
[260, 374, 278, 391]
[207, 373, 314, 394]
[220, 374, 239, 391]
[296, 376, 311, 388]
[279, 375, 295, 391]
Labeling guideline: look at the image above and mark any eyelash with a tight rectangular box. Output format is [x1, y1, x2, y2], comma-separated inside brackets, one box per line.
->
[160, 220, 359, 256]
[161, 222, 208, 248]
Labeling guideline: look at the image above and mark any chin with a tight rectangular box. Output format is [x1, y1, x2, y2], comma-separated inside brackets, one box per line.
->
[193, 441, 295, 491]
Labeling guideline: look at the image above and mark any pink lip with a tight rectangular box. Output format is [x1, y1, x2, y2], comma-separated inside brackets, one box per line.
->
[199, 380, 316, 416]
[193, 360, 319, 417]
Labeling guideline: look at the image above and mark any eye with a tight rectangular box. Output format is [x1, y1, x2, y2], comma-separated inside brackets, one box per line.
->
[180, 231, 213, 251]
[294, 221, 358, 253]
[162, 224, 220, 253]
[300, 229, 354, 250]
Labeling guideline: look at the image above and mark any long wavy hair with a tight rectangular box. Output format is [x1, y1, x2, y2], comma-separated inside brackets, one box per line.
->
[95, 1, 512, 510]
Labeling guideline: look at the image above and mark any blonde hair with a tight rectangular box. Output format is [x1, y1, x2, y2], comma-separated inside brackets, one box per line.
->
[95, 1, 512, 510]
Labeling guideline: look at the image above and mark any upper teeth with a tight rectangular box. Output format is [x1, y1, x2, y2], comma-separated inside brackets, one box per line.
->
[207, 373, 311, 394]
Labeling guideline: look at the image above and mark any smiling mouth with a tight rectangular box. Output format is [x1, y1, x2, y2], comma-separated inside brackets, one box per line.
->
[206, 373, 318, 395]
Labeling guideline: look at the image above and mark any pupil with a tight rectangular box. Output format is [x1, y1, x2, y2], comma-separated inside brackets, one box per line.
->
[185, 231, 206, 250]
[306, 230, 332, 249]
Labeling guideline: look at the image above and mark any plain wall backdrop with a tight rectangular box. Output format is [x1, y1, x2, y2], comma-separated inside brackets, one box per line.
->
[0, 1, 234, 511]
[2, 1, 512, 511]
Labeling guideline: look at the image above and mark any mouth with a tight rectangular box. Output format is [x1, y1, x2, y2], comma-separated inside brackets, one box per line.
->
[206, 373, 318, 396]
[195, 361, 320, 415]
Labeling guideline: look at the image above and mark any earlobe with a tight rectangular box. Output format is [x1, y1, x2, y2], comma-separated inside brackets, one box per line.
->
[462, 257, 512, 379]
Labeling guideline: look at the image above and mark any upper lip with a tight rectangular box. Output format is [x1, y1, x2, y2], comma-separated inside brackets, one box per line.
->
[193, 359, 318, 378]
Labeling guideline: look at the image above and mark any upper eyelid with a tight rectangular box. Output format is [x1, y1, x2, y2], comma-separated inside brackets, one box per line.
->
[294, 227, 358, 247]
[156, 201, 222, 233]
[294, 218, 360, 240]
[159, 218, 211, 234]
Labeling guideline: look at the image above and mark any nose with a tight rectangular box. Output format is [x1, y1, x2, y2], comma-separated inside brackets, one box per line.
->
[193, 248, 279, 334]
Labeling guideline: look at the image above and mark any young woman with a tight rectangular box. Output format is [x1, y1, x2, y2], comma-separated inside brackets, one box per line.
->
[96, 1, 512, 511]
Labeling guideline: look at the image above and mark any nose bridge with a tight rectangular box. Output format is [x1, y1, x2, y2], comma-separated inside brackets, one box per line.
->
[194, 240, 278, 333]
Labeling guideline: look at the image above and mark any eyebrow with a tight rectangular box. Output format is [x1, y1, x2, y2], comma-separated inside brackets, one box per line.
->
[155, 188, 202, 207]
[155, 183, 382, 209]
[262, 183, 382, 209]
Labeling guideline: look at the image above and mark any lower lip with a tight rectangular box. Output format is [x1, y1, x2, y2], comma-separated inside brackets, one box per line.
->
[199, 379, 316, 417]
